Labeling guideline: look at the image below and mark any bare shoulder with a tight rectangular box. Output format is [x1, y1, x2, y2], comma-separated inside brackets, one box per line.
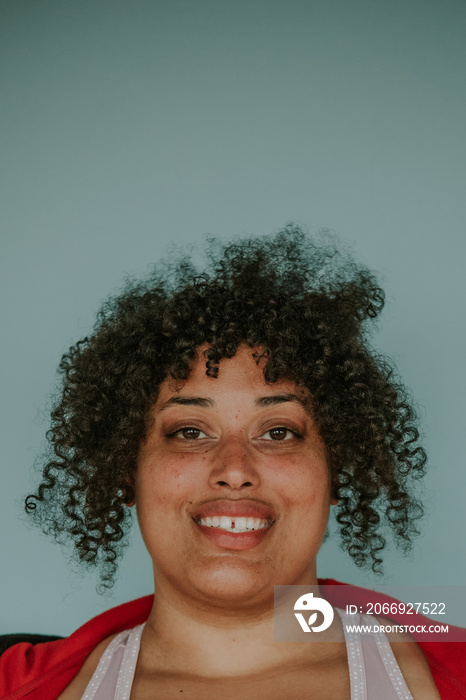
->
[56, 633, 118, 700]
[375, 616, 440, 700]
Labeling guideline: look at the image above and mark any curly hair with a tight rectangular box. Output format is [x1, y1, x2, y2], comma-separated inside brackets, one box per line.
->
[26, 225, 426, 587]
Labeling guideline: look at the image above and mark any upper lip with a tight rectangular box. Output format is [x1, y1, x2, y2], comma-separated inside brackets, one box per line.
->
[192, 499, 276, 522]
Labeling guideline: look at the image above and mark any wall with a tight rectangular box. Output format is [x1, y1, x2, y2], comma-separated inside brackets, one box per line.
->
[1, 0, 465, 634]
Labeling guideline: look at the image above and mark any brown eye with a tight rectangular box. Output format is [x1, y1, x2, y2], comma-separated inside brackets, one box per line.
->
[263, 428, 294, 441]
[176, 427, 208, 440]
[181, 428, 201, 439]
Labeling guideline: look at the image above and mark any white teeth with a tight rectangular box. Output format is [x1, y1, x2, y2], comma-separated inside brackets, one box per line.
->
[198, 516, 271, 533]
[219, 516, 231, 530]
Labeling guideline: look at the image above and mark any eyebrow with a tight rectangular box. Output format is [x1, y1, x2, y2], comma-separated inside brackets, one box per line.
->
[158, 396, 214, 412]
[158, 393, 306, 412]
[255, 393, 305, 407]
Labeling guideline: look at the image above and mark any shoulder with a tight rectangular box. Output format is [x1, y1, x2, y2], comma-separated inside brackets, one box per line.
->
[56, 634, 118, 700]
[320, 578, 466, 698]
[374, 615, 441, 699]
[0, 595, 153, 700]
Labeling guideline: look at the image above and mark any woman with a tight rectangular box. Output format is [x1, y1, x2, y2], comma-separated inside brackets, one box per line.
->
[1, 226, 464, 698]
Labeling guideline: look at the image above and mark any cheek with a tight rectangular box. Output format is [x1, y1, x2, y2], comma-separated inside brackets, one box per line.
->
[270, 456, 331, 509]
[136, 453, 204, 512]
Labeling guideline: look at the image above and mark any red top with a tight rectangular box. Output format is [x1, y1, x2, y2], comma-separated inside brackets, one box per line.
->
[1, 579, 465, 700]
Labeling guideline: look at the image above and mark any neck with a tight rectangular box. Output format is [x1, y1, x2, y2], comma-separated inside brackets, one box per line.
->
[139, 572, 338, 678]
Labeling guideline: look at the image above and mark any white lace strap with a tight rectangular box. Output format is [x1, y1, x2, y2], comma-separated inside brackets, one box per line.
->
[81, 624, 144, 700]
[361, 614, 414, 700]
[338, 608, 367, 700]
[115, 624, 144, 700]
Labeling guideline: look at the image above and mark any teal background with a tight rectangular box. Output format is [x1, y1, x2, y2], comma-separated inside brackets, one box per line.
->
[1, 0, 465, 634]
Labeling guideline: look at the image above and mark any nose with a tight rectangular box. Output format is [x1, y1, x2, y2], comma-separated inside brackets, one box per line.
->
[208, 433, 260, 490]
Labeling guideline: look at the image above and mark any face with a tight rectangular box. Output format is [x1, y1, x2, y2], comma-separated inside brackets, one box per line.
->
[135, 345, 334, 609]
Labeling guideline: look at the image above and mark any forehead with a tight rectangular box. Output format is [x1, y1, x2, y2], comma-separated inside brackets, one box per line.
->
[156, 345, 310, 406]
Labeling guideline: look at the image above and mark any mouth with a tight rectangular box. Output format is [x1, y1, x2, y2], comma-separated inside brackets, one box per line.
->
[191, 500, 276, 550]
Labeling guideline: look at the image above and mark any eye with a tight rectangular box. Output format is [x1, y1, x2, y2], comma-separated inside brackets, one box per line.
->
[168, 427, 209, 440]
[261, 427, 298, 441]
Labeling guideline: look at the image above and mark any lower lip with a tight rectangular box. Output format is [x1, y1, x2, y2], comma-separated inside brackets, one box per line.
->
[194, 522, 272, 550]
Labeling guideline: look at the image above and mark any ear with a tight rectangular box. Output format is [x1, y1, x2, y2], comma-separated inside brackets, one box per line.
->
[330, 481, 340, 506]
[122, 473, 136, 507]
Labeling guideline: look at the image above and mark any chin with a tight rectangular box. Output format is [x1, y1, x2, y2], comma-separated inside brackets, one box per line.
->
[186, 558, 276, 608]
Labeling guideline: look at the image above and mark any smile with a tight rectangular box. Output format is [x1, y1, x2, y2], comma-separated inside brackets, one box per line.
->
[195, 516, 272, 533]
